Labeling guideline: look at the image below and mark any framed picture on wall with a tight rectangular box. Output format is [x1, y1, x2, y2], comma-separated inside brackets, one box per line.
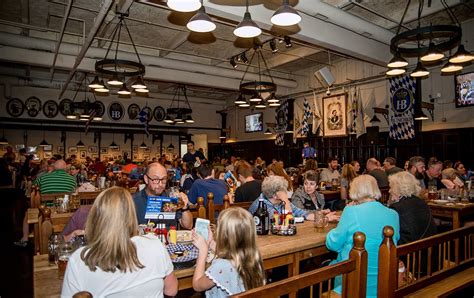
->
[57, 146, 64, 154]
[102, 154, 109, 160]
[80, 150, 87, 159]
[142, 147, 151, 153]
[133, 153, 138, 160]
[100, 147, 108, 154]
[322, 93, 347, 137]
[123, 151, 131, 159]
[455, 71, 474, 108]
[43, 144, 53, 152]
[15, 144, 25, 151]
[110, 146, 120, 152]
[142, 154, 150, 160]
[132, 145, 138, 152]
[91, 154, 99, 159]
[87, 146, 98, 153]
[68, 147, 78, 154]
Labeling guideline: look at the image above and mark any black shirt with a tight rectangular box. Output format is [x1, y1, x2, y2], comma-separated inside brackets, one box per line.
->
[182, 151, 205, 164]
[235, 180, 262, 203]
[369, 168, 389, 188]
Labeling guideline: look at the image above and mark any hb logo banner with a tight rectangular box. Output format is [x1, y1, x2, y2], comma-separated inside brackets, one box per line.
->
[388, 76, 416, 140]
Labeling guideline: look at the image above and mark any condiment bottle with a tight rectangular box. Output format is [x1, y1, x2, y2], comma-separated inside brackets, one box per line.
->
[285, 212, 293, 226]
[273, 211, 279, 226]
[169, 226, 177, 244]
[161, 224, 168, 245]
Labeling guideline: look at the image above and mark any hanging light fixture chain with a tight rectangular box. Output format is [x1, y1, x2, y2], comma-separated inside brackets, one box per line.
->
[441, 0, 460, 27]
[396, 0, 411, 35]
[114, 17, 123, 72]
[123, 18, 144, 65]
[239, 50, 257, 85]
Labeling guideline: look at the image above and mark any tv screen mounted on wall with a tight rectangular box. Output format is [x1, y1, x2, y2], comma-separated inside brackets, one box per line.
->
[455, 71, 474, 108]
[245, 112, 263, 133]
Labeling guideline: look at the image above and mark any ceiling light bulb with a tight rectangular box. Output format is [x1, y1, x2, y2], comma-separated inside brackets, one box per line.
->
[264, 128, 272, 135]
[234, 94, 246, 105]
[94, 80, 109, 93]
[186, 6, 216, 33]
[441, 61, 463, 73]
[255, 103, 266, 108]
[135, 88, 150, 93]
[167, 0, 201, 12]
[386, 68, 406, 76]
[234, 12, 262, 38]
[238, 102, 250, 108]
[88, 76, 104, 89]
[271, 0, 301, 27]
[387, 52, 408, 68]
[410, 62, 429, 78]
[131, 77, 147, 89]
[449, 44, 474, 63]
[107, 74, 123, 86]
[117, 83, 131, 95]
[420, 43, 445, 62]
[249, 93, 262, 102]
[269, 102, 281, 107]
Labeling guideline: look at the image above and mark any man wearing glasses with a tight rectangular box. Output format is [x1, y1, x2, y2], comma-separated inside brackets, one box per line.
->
[133, 162, 193, 229]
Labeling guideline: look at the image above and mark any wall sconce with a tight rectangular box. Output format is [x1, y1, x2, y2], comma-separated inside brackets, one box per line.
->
[421, 101, 435, 121]
[370, 107, 389, 124]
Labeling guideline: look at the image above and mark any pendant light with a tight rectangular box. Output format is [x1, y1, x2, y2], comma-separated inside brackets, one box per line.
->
[94, 80, 109, 93]
[139, 135, 148, 149]
[267, 93, 279, 103]
[88, 76, 104, 89]
[234, 0, 261, 38]
[441, 61, 463, 73]
[269, 101, 281, 107]
[187, 2, 216, 33]
[386, 68, 406, 76]
[387, 52, 408, 68]
[76, 132, 85, 148]
[164, 115, 174, 124]
[271, 0, 301, 27]
[414, 109, 429, 121]
[185, 115, 195, 124]
[238, 100, 250, 108]
[255, 102, 266, 109]
[234, 94, 246, 105]
[131, 76, 147, 89]
[135, 88, 150, 94]
[107, 74, 123, 86]
[420, 42, 444, 62]
[167, 142, 175, 151]
[264, 128, 272, 135]
[39, 128, 49, 147]
[118, 83, 131, 95]
[410, 61, 429, 78]
[370, 114, 381, 123]
[109, 133, 119, 149]
[167, 0, 201, 12]
[449, 44, 474, 63]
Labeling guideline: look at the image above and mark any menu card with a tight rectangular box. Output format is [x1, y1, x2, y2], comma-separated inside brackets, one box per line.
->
[145, 196, 178, 220]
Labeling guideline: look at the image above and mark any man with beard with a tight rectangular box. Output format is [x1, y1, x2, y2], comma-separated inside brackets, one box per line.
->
[408, 156, 426, 189]
[424, 158, 445, 190]
[320, 157, 340, 183]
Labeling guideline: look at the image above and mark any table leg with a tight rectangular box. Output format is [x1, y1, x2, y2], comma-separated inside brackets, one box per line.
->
[453, 211, 460, 230]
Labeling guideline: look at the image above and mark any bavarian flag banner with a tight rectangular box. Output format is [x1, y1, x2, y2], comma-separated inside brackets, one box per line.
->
[274, 99, 288, 146]
[389, 75, 416, 140]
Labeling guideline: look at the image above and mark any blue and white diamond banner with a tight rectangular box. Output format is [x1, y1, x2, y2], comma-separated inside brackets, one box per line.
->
[389, 75, 416, 140]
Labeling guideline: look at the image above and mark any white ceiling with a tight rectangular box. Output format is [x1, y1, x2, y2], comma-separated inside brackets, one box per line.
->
[0, 0, 472, 101]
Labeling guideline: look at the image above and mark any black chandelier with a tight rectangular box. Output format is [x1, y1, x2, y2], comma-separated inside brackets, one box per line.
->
[234, 42, 281, 109]
[66, 76, 104, 121]
[164, 85, 194, 124]
[386, 0, 473, 78]
[90, 11, 148, 94]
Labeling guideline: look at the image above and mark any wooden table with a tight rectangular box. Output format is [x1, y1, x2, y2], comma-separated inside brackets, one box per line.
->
[428, 201, 474, 229]
[34, 220, 335, 297]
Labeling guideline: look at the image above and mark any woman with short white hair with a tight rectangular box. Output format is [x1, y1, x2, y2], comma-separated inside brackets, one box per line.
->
[326, 175, 400, 298]
[389, 171, 436, 245]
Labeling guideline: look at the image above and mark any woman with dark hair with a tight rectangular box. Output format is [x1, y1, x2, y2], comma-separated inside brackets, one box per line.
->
[453, 161, 470, 181]
[292, 170, 327, 212]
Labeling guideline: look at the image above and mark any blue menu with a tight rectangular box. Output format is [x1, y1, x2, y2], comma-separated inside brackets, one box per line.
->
[145, 196, 178, 220]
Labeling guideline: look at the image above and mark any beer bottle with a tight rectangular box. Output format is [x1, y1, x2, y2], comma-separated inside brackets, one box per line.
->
[262, 202, 270, 235]
[254, 198, 269, 235]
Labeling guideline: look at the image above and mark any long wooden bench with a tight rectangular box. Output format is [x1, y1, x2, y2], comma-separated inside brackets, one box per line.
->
[378, 225, 474, 297]
[232, 232, 368, 298]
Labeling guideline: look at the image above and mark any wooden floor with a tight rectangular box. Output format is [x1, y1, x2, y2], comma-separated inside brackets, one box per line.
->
[0, 188, 34, 298]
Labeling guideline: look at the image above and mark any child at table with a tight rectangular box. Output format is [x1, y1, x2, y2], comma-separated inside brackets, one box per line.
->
[192, 207, 265, 297]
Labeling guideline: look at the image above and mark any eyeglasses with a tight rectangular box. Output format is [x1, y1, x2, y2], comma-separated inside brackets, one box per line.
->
[146, 175, 168, 185]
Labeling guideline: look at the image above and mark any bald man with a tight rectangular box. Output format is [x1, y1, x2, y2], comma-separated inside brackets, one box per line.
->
[366, 158, 389, 189]
[132, 162, 193, 230]
[34, 159, 76, 194]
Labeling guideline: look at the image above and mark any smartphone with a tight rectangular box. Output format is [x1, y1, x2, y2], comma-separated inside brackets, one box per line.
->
[195, 218, 210, 241]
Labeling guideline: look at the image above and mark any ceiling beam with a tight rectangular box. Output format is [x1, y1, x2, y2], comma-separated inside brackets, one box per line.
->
[266, 47, 322, 69]
[50, 0, 73, 81]
[57, 0, 114, 100]
[159, 31, 189, 57]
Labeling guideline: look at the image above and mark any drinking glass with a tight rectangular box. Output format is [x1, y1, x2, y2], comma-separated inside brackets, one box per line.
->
[48, 233, 61, 265]
[314, 210, 329, 229]
[57, 242, 74, 280]
[428, 186, 438, 201]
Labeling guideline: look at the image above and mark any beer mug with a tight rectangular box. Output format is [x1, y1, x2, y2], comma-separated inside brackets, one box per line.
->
[57, 242, 74, 280]
[313, 210, 328, 229]
[428, 186, 438, 201]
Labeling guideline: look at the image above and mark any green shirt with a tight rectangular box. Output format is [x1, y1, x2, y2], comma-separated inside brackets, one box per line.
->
[34, 169, 77, 194]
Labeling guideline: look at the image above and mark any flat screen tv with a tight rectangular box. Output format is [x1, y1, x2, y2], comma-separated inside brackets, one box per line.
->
[455, 71, 474, 108]
[245, 112, 263, 133]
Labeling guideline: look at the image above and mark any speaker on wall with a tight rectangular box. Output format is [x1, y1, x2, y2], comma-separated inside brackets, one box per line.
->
[314, 66, 335, 87]
[366, 126, 379, 144]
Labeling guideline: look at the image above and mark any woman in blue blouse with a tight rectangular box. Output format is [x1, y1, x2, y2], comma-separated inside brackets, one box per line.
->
[326, 175, 400, 298]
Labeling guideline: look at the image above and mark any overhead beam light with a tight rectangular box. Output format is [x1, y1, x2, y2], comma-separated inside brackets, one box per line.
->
[230, 57, 238, 68]
[284, 36, 292, 48]
[167, 0, 201, 12]
[269, 39, 278, 53]
[449, 44, 474, 63]
[440, 61, 463, 73]
[420, 42, 445, 62]
[88, 76, 104, 89]
[271, 0, 301, 27]
[410, 61, 429, 78]
[387, 52, 408, 68]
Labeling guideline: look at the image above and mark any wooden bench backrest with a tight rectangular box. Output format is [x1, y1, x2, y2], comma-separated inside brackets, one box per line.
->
[232, 232, 368, 298]
[231, 201, 253, 210]
[78, 191, 101, 205]
[378, 225, 474, 298]
[207, 193, 230, 224]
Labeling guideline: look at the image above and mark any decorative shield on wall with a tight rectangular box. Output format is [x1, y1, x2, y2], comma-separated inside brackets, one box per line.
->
[108, 102, 124, 121]
[141, 106, 152, 122]
[93, 101, 105, 118]
[25, 96, 42, 117]
[153, 106, 166, 122]
[59, 98, 73, 116]
[6, 98, 24, 117]
[128, 104, 140, 120]
[43, 100, 59, 118]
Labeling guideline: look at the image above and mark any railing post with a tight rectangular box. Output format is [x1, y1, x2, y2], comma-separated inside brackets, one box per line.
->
[207, 192, 215, 223]
[346, 231, 367, 298]
[197, 196, 206, 219]
[223, 194, 230, 209]
[378, 226, 397, 298]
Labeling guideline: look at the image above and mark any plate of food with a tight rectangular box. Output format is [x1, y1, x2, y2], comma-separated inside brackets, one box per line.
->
[167, 243, 198, 269]
[176, 230, 193, 245]
[432, 199, 448, 205]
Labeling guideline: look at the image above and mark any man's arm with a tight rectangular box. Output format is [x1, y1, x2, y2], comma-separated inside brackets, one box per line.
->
[179, 210, 193, 230]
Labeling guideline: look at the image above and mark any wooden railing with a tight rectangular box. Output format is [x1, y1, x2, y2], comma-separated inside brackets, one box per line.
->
[232, 232, 368, 298]
[190, 193, 231, 223]
[378, 225, 474, 297]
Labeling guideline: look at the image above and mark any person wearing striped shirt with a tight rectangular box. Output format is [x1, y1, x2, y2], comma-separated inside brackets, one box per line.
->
[34, 160, 76, 194]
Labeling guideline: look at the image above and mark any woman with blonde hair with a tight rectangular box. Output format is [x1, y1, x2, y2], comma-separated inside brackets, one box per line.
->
[340, 164, 358, 201]
[326, 175, 399, 298]
[192, 207, 265, 297]
[388, 171, 436, 245]
[62, 187, 178, 297]
[441, 167, 464, 190]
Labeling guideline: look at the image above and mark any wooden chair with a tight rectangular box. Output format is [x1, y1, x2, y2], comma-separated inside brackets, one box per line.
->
[379, 187, 390, 205]
[78, 191, 101, 205]
[378, 225, 474, 297]
[40, 192, 71, 206]
[190, 196, 207, 219]
[232, 232, 368, 298]
[231, 201, 253, 211]
[38, 207, 74, 254]
[207, 193, 231, 224]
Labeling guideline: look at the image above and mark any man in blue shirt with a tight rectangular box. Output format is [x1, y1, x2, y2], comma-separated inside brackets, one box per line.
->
[182, 140, 206, 165]
[188, 163, 228, 205]
[302, 141, 316, 163]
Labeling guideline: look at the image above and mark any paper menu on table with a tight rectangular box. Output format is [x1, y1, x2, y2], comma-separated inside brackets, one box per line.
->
[145, 196, 178, 220]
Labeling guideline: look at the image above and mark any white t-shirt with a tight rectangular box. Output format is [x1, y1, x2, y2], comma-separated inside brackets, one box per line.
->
[61, 235, 173, 298]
